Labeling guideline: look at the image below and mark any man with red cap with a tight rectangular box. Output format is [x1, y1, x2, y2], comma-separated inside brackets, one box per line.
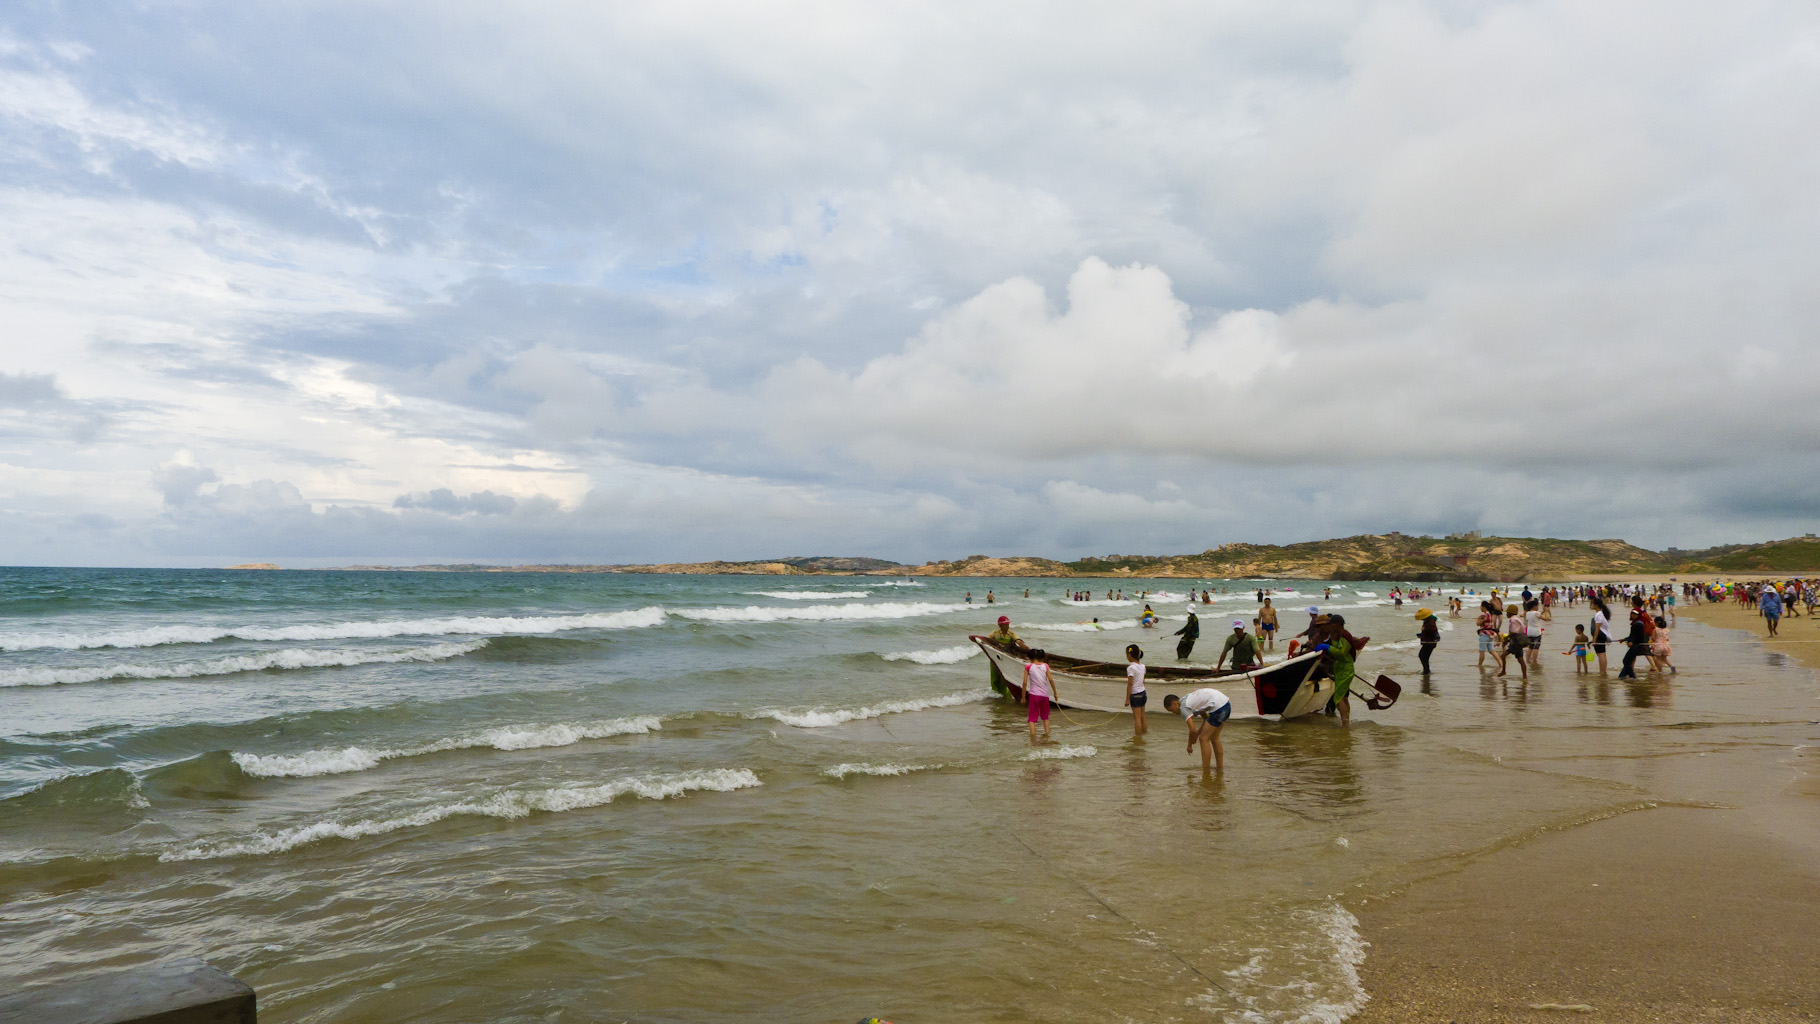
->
[984, 615, 1027, 695]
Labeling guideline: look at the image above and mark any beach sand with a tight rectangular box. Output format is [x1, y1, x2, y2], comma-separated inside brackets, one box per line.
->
[1352, 596, 1820, 1023]
[1679, 595, 1820, 673]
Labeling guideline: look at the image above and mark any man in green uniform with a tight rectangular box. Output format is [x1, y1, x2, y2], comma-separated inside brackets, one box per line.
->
[1324, 613, 1357, 727]
[1215, 620, 1260, 671]
[985, 615, 1026, 695]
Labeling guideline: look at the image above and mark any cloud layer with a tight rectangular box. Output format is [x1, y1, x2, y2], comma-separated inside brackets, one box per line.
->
[1, 1, 1817, 565]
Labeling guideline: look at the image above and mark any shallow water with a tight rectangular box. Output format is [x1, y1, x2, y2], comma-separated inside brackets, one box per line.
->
[1, 570, 1813, 1022]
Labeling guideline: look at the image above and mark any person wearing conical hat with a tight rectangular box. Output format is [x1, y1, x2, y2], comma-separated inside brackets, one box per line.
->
[1415, 607, 1440, 675]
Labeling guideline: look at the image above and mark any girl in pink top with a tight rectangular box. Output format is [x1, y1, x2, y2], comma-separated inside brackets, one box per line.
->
[1024, 650, 1056, 740]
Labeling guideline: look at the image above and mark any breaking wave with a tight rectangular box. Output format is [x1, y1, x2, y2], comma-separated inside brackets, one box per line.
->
[755, 688, 991, 728]
[673, 601, 968, 624]
[0, 641, 489, 688]
[158, 768, 762, 861]
[748, 590, 872, 600]
[881, 645, 979, 665]
[231, 716, 664, 778]
[0, 607, 668, 652]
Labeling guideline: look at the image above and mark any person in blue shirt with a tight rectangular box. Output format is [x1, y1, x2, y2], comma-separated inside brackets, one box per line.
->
[1761, 586, 1784, 637]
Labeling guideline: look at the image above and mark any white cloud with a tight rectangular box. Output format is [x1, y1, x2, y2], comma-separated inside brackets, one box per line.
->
[0, 1, 1817, 563]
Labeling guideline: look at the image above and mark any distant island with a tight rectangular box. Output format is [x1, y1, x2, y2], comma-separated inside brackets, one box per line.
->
[262, 533, 1820, 581]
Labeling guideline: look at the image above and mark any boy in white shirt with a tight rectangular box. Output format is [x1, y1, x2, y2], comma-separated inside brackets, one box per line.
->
[1161, 688, 1231, 770]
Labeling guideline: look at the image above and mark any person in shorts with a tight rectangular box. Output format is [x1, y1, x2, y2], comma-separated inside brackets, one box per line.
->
[1475, 601, 1498, 668]
[1023, 649, 1056, 741]
[1259, 598, 1279, 650]
[1124, 643, 1149, 737]
[1162, 688, 1231, 770]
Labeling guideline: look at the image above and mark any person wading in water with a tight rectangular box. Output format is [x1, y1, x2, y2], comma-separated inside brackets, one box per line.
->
[1173, 606, 1200, 659]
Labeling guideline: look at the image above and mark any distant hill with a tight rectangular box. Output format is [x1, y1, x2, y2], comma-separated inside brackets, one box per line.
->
[904, 534, 1669, 582]
[1690, 536, 1820, 574]
[301, 533, 1818, 580]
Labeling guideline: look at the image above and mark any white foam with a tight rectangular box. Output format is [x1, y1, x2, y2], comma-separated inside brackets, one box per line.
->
[0, 640, 489, 688]
[823, 762, 936, 779]
[881, 645, 980, 665]
[1354, 591, 1378, 597]
[1027, 618, 1138, 632]
[872, 580, 924, 587]
[1022, 745, 1097, 760]
[231, 715, 663, 778]
[1210, 902, 1369, 1024]
[756, 688, 990, 728]
[1056, 598, 1139, 607]
[673, 601, 967, 624]
[158, 768, 761, 861]
[748, 590, 871, 600]
[0, 607, 667, 652]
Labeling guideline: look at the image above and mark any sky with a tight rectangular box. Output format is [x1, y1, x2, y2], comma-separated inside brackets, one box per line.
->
[1, 1, 1817, 567]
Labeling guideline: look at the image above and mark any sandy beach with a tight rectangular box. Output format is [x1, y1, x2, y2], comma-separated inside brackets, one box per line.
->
[1353, 592, 1820, 1023]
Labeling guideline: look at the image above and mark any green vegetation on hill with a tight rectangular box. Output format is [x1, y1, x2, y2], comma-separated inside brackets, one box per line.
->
[1700, 537, 1820, 573]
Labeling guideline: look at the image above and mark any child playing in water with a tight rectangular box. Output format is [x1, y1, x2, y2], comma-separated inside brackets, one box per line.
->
[1565, 625, 1590, 674]
[1124, 644, 1148, 737]
[1649, 616, 1676, 673]
[1023, 650, 1056, 741]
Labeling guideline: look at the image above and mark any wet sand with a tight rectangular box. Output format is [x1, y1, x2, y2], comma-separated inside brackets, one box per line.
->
[1680, 597, 1820, 672]
[1352, 599, 1820, 1023]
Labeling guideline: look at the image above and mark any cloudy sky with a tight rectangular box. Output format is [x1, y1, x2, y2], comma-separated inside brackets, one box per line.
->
[2, 1, 1816, 567]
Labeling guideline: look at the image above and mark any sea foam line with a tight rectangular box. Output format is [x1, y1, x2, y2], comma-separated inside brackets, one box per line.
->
[230, 715, 664, 778]
[158, 768, 762, 862]
[1022, 745, 1097, 761]
[673, 601, 968, 624]
[881, 645, 979, 665]
[0, 607, 667, 652]
[748, 590, 872, 600]
[755, 688, 991, 728]
[824, 762, 938, 779]
[0, 641, 489, 688]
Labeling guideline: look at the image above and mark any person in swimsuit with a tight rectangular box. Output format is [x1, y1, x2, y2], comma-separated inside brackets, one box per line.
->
[1124, 644, 1148, 737]
[1162, 688, 1231, 770]
[1023, 649, 1056, 741]
[1259, 599, 1279, 650]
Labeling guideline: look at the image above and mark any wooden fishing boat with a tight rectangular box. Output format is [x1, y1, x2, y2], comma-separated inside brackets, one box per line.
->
[969, 635, 1400, 720]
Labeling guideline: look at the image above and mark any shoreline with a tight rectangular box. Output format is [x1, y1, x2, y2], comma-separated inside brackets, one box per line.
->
[1348, 608, 1820, 1023]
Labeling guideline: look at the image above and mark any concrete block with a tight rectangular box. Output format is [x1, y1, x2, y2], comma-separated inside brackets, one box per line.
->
[0, 957, 255, 1024]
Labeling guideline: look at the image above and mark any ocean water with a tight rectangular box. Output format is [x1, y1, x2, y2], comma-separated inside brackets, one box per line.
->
[0, 569, 1811, 1023]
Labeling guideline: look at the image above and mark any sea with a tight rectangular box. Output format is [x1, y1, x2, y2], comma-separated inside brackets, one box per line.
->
[1, 568, 1812, 1023]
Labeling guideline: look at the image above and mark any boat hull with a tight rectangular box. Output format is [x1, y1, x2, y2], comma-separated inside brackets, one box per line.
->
[970, 638, 1333, 719]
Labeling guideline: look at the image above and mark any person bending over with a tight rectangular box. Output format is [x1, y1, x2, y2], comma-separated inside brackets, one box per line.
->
[1162, 689, 1231, 770]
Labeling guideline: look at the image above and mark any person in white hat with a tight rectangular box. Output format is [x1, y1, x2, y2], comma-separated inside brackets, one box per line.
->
[1171, 605, 1200, 659]
[1216, 619, 1260, 671]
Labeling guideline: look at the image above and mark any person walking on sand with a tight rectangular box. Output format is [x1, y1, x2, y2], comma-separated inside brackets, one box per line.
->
[1259, 598, 1279, 650]
[1415, 607, 1440, 675]
[1761, 585, 1784, 637]
[1162, 689, 1231, 770]
[1023, 649, 1056, 741]
[1124, 644, 1149, 737]
[1173, 607, 1201, 659]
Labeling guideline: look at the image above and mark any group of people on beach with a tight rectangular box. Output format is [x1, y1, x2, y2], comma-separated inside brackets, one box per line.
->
[981, 573, 1817, 774]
